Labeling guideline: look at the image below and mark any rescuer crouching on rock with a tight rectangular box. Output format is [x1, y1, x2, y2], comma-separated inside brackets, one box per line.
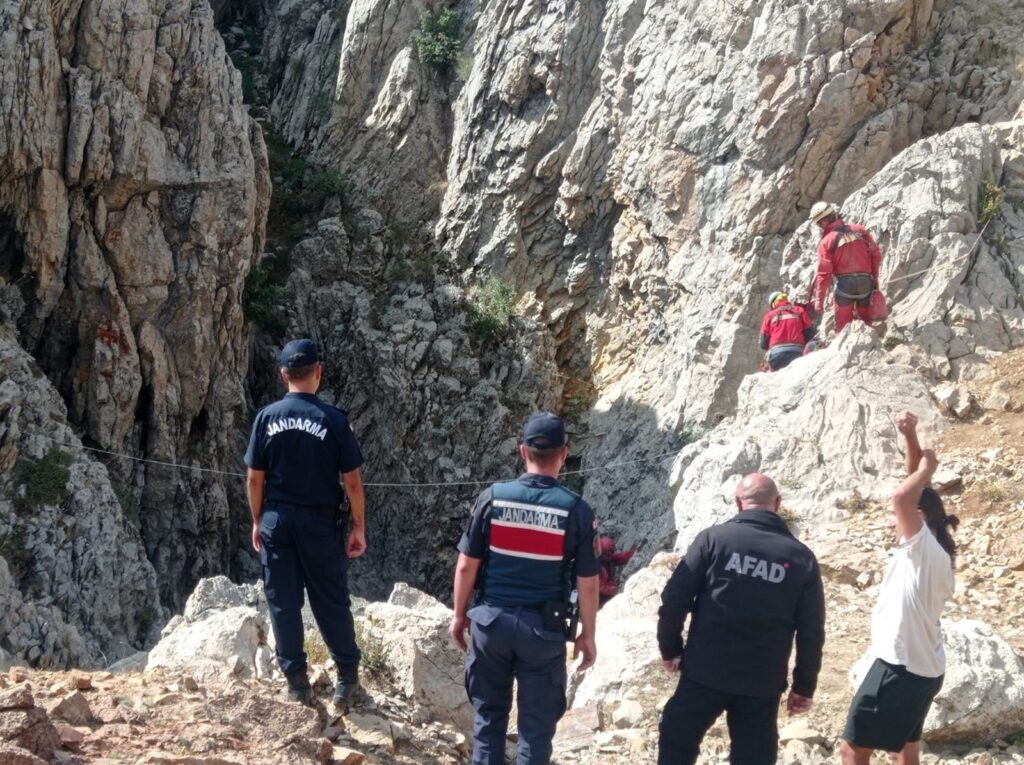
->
[759, 291, 815, 371]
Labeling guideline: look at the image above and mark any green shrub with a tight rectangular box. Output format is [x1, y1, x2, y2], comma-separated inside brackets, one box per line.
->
[243, 261, 287, 333]
[11, 448, 72, 511]
[388, 222, 413, 248]
[306, 170, 352, 201]
[386, 254, 434, 286]
[978, 181, 1004, 228]
[304, 631, 330, 666]
[563, 393, 590, 424]
[469, 278, 517, 344]
[777, 504, 799, 525]
[354, 622, 390, 679]
[413, 8, 461, 70]
[561, 471, 585, 496]
[264, 123, 353, 245]
[369, 292, 390, 329]
[882, 335, 906, 351]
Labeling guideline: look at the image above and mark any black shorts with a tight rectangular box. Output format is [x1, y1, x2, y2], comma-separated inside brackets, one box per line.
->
[843, 659, 944, 752]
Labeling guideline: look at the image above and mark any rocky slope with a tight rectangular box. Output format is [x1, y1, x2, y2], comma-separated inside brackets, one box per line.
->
[229, 0, 1024, 585]
[1, 0, 268, 664]
[2, 0, 1024, 728]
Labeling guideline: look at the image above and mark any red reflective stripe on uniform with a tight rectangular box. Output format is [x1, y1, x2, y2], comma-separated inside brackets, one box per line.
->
[490, 521, 565, 558]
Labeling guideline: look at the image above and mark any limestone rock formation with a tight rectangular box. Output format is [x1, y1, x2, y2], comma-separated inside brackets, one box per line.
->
[146, 575, 271, 681]
[250, 214, 560, 597]
[146, 606, 268, 681]
[0, 0, 270, 627]
[0, 325, 161, 667]
[666, 323, 942, 548]
[571, 553, 676, 713]
[358, 583, 471, 731]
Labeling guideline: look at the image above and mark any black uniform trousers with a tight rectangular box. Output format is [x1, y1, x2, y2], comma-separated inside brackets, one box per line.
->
[658, 675, 780, 765]
[465, 604, 567, 765]
[259, 502, 361, 677]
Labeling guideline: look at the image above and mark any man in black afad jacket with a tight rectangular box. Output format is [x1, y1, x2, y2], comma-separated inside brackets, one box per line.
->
[657, 474, 825, 765]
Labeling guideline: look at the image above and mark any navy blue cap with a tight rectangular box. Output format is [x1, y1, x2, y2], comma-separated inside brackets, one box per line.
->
[523, 412, 566, 449]
[280, 339, 320, 369]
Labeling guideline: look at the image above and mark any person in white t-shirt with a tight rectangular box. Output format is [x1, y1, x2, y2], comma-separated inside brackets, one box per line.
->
[840, 411, 959, 765]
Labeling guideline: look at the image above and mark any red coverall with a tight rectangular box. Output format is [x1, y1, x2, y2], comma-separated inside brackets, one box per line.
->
[598, 538, 636, 599]
[759, 300, 813, 371]
[813, 218, 882, 332]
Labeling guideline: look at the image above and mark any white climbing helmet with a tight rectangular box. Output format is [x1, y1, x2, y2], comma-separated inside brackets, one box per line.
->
[769, 291, 786, 308]
[809, 201, 837, 223]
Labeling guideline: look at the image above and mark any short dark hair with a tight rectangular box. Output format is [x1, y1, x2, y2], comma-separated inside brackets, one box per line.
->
[283, 363, 318, 381]
[918, 486, 959, 562]
[524, 444, 564, 463]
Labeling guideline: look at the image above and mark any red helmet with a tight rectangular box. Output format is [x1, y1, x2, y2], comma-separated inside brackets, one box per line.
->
[599, 536, 616, 555]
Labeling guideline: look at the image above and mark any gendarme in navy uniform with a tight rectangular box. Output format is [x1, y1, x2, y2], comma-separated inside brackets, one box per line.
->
[245, 338, 367, 708]
[449, 413, 601, 765]
[656, 473, 826, 765]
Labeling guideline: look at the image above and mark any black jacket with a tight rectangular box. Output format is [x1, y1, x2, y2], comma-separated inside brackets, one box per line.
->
[657, 510, 825, 698]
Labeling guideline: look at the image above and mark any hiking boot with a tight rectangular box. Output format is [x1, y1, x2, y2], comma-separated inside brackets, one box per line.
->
[333, 664, 360, 708]
[285, 672, 313, 707]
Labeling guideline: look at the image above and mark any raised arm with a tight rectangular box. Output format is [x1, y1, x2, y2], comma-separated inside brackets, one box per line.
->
[894, 411, 922, 475]
[892, 449, 938, 541]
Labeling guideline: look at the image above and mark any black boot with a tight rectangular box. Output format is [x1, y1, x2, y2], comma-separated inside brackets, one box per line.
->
[285, 671, 313, 706]
[333, 664, 359, 708]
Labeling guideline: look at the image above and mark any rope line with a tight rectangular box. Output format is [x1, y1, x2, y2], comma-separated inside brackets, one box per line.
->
[36, 433, 688, 489]
[803, 217, 996, 301]
[884, 218, 993, 287]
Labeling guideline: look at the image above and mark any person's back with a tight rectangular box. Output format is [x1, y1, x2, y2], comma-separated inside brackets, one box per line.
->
[810, 202, 883, 332]
[870, 523, 954, 677]
[449, 413, 601, 765]
[820, 220, 878, 278]
[759, 293, 813, 371]
[657, 474, 825, 765]
[252, 393, 355, 508]
[662, 510, 822, 697]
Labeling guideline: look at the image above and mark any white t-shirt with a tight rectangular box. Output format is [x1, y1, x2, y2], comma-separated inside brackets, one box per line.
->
[869, 525, 955, 678]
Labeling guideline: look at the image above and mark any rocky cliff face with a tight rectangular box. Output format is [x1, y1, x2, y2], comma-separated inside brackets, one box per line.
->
[246, 0, 1024, 564]
[1, 0, 269, 664]
[4, 0, 1024, 677]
